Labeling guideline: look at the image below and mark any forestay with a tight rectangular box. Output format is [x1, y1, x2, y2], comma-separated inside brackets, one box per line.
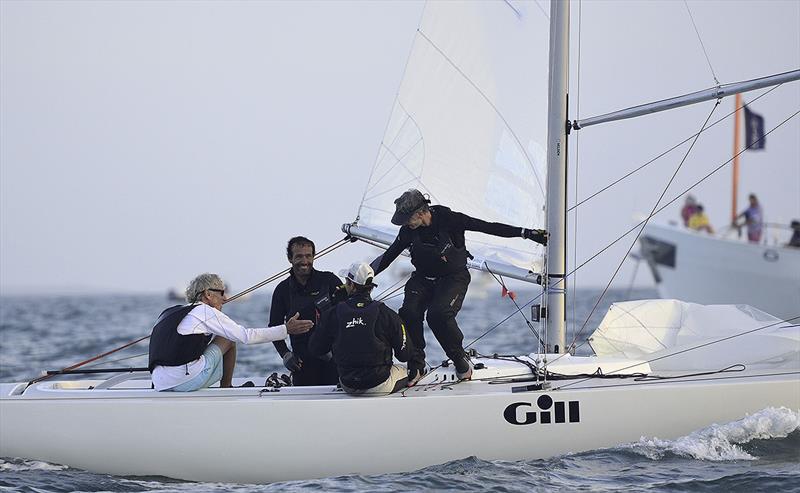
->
[354, 1, 550, 279]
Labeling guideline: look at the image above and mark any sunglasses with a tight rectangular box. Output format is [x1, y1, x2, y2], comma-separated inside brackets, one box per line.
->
[207, 288, 225, 296]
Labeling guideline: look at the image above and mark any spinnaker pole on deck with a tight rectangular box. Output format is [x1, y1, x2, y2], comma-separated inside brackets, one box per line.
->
[544, 0, 570, 354]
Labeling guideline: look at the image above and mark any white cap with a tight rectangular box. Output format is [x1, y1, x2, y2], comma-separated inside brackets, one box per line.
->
[339, 262, 376, 286]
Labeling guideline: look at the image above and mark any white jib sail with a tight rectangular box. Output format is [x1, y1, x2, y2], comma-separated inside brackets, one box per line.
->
[352, 1, 550, 281]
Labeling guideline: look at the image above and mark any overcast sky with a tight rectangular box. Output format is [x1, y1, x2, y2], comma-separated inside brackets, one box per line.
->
[1, 0, 798, 295]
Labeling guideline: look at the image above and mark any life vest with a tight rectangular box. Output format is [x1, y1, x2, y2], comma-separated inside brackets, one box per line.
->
[148, 304, 212, 372]
[409, 227, 469, 277]
[285, 273, 339, 346]
[332, 300, 392, 388]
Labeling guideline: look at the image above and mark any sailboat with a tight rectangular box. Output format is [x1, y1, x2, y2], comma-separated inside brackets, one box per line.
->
[1, 1, 798, 484]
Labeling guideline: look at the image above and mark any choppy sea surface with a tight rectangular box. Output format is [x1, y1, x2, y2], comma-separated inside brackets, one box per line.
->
[1, 287, 798, 492]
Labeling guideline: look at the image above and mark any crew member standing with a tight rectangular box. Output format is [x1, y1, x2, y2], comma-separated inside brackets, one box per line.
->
[269, 236, 345, 386]
[735, 193, 764, 243]
[310, 262, 415, 395]
[371, 189, 547, 381]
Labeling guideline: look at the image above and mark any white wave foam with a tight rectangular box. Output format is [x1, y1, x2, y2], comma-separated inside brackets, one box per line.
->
[626, 406, 800, 461]
[0, 458, 68, 472]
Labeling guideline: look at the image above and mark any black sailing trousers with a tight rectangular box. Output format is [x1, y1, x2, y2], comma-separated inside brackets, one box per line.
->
[291, 354, 339, 386]
[399, 269, 470, 370]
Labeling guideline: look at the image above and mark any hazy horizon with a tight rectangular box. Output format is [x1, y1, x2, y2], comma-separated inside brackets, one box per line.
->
[2, 0, 798, 296]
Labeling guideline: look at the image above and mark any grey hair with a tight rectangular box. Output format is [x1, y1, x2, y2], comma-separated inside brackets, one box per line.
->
[185, 273, 225, 303]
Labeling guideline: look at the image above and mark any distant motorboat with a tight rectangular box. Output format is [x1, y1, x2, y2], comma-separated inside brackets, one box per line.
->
[639, 222, 800, 321]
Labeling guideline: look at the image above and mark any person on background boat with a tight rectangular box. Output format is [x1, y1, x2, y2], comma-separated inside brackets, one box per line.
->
[269, 236, 346, 386]
[148, 273, 309, 392]
[309, 262, 416, 395]
[735, 193, 764, 243]
[688, 204, 714, 234]
[371, 189, 547, 382]
[787, 220, 800, 248]
[680, 195, 699, 227]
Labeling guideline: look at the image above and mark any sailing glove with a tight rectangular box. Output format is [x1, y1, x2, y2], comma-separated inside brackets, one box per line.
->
[522, 228, 548, 245]
[282, 351, 303, 373]
[331, 284, 349, 304]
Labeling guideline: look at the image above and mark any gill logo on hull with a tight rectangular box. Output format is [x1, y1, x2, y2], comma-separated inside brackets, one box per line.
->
[503, 395, 580, 425]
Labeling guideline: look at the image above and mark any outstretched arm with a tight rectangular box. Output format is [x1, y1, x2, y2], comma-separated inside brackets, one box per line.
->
[370, 230, 412, 275]
[457, 211, 547, 245]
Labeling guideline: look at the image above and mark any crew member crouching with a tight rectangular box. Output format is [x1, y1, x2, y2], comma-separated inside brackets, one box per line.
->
[309, 262, 417, 396]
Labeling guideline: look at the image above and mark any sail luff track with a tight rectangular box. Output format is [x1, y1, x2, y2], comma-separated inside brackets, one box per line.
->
[574, 69, 800, 129]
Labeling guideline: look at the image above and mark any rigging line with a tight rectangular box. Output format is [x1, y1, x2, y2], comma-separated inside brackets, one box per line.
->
[624, 255, 642, 300]
[568, 108, 799, 280]
[377, 285, 405, 303]
[357, 3, 429, 219]
[571, 0, 584, 339]
[82, 351, 148, 369]
[571, 100, 721, 349]
[30, 236, 356, 386]
[465, 292, 544, 349]
[552, 314, 800, 391]
[484, 262, 544, 347]
[379, 291, 405, 303]
[226, 237, 350, 303]
[28, 334, 151, 385]
[531, 0, 549, 20]
[567, 84, 781, 213]
[548, 370, 800, 392]
[683, 0, 720, 86]
[375, 273, 410, 302]
[501, 0, 522, 19]
[415, 29, 546, 196]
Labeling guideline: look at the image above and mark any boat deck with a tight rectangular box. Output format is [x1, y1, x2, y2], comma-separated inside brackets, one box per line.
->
[3, 354, 796, 401]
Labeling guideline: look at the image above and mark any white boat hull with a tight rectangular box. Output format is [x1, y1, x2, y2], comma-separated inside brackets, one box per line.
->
[2, 363, 798, 483]
[639, 223, 800, 321]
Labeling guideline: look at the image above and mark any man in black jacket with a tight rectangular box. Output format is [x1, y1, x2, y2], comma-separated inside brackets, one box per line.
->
[269, 236, 345, 386]
[371, 189, 547, 381]
[310, 262, 415, 395]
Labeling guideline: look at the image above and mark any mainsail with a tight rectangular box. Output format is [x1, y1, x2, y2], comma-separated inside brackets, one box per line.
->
[349, 1, 551, 283]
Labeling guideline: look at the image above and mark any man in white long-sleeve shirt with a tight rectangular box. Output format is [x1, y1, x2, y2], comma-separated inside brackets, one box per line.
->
[149, 273, 310, 391]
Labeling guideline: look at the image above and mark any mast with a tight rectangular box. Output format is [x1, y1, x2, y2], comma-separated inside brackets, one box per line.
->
[544, 0, 570, 354]
[732, 93, 742, 224]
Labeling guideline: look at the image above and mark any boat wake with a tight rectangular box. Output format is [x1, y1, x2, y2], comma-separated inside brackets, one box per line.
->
[623, 407, 800, 461]
[0, 457, 68, 472]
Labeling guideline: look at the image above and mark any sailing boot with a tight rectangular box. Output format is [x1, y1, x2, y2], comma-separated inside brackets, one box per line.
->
[407, 366, 427, 387]
[453, 354, 473, 381]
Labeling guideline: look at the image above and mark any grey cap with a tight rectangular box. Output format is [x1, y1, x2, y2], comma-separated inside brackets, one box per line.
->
[391, 189, 429, 226]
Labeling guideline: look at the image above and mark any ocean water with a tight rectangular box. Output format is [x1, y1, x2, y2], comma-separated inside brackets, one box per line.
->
[1, 287, 798, 492]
